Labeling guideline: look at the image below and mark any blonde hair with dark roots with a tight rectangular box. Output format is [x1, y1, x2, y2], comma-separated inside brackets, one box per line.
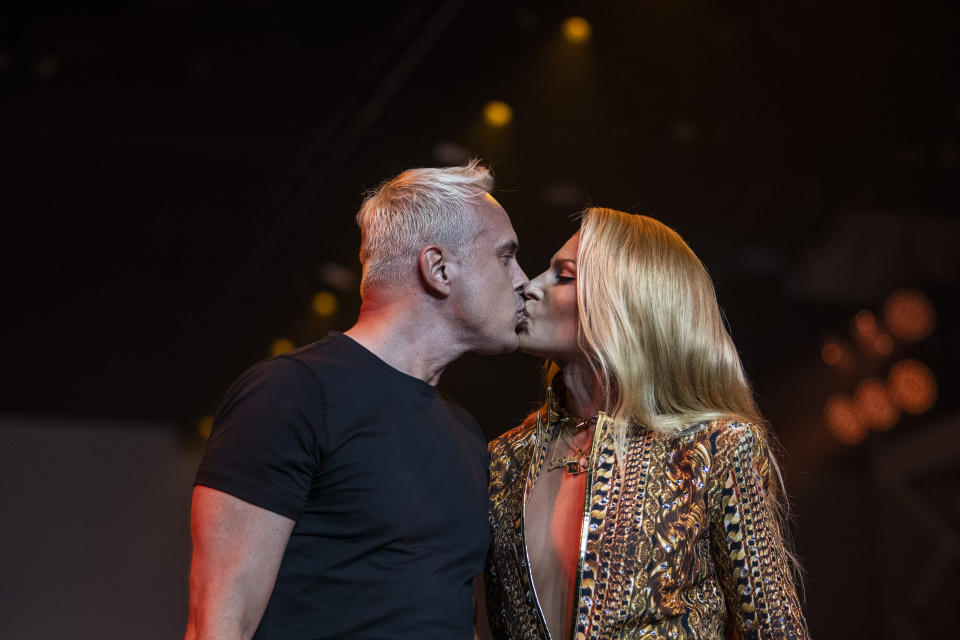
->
[356, 159, 493, 296]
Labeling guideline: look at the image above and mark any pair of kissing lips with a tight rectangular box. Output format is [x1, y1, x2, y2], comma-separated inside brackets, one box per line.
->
[516, 309, 530, 332]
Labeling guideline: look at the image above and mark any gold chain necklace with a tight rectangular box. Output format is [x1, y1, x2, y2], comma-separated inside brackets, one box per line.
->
[547, 414, 598, 475]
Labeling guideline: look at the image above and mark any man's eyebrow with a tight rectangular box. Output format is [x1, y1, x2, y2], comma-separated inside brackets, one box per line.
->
[497, 240, 519, 253]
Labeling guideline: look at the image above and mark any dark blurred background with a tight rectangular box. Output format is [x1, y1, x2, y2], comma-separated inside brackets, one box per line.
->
[1, 1, 958, 638]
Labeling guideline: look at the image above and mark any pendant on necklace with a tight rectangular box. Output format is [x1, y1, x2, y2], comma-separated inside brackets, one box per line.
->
[548, 448, 590, 475]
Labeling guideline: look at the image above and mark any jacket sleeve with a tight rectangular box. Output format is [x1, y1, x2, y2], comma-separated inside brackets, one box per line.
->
[708, 422, 810, 640]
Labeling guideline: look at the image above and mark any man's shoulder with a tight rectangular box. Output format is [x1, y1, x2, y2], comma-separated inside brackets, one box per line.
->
[215, 337, 350, 416]
[246, 333, 367, 390]
[279, 332, 354, 370]
[224, 351, 321, 400]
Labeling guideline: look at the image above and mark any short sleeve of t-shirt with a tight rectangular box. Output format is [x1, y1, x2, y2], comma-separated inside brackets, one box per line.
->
[195, 355, 327, 520]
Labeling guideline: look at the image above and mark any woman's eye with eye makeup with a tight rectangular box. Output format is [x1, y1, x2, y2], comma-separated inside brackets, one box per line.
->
[555, 275, 576, 283]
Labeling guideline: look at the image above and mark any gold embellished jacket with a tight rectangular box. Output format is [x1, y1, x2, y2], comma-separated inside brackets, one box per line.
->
[485, 392, 809, 640]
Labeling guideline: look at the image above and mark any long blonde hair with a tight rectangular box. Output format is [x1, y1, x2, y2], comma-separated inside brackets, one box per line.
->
[576, 207, 764, 451]
[531, 207, 801, 586]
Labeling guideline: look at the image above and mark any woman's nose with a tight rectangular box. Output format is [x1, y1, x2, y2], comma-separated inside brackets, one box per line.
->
[522, 277, 543, 301]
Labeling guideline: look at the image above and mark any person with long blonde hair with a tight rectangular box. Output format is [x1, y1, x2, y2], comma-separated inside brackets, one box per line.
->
[484, 208, 809, 639]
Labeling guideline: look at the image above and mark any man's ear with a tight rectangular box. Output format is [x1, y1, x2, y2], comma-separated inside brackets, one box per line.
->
[419, 245, 453, 297]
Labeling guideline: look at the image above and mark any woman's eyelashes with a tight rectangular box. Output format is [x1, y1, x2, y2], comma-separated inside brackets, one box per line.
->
[555, 274, 576, 283]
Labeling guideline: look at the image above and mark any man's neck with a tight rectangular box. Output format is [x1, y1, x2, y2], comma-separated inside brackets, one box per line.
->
[344, 299, 464, 386]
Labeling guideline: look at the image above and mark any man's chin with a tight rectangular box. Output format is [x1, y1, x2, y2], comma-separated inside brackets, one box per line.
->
[502, 332, 521, 352]
[473, 332, 520, 356]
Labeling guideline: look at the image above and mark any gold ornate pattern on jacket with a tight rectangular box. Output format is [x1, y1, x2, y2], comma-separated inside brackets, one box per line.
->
[486, 393, 809, 640]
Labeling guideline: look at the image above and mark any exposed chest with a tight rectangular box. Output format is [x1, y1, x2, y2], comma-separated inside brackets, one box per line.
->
[525, 459, 588, 639]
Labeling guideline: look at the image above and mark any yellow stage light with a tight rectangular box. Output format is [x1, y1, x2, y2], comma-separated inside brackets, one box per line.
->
[312, 291, 338, 317]
[562, 17, 592, 44]
[198, 416, 214, 439]
[271, 338, 295, 356]
[483, 100, 513, 128]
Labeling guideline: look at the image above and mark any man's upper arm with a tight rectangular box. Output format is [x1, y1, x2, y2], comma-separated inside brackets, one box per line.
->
[185, 486, 296, 640]
[186, 355, 326, 639]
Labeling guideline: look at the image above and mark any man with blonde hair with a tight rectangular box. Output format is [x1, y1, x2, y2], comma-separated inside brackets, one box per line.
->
[185, 160, 527, 640]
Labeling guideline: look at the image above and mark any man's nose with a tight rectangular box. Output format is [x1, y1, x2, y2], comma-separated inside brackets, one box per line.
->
[513, 265, 529, 293]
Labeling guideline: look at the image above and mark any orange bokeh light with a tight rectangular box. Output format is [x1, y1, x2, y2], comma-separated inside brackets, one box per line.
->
[824, 393, 866, 444]
[874, 333, 894, 356]
[854, 310, 877, 337]
[854, 378, 899, 430]
[821, 342, 842, 365]
[884, 288, 935, 342]
[887, 359, 937, 414]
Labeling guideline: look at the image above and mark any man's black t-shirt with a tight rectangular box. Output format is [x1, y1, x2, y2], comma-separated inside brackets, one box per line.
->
[195, 332, 490, 640]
